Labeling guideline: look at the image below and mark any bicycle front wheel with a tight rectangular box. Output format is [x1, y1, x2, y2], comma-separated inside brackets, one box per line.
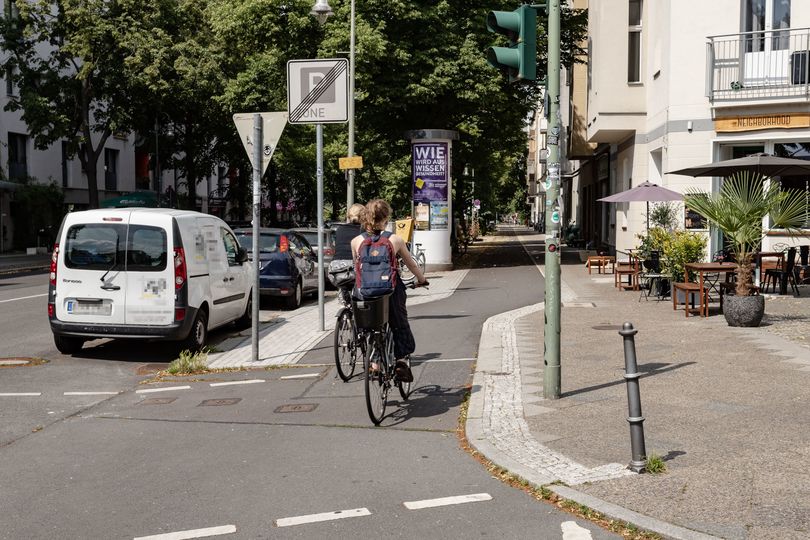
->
[334, 309, 356, 382]
[416, 251, 426, 275]
[397, 355, 412, 400]
[364, 337, 387, 425]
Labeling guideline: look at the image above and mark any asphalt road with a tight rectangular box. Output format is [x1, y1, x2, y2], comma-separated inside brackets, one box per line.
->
[0, 229, 619, 539]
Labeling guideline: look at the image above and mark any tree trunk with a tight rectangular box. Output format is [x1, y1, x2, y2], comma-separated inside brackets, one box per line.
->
[736, 255, 754, 296]
[184, 120, 197, 210]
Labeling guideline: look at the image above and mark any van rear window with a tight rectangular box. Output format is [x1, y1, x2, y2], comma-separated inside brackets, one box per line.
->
[65, 224, 167, 272]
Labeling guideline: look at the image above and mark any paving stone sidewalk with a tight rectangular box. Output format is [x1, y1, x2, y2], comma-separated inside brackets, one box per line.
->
[469, 231, 810, 540]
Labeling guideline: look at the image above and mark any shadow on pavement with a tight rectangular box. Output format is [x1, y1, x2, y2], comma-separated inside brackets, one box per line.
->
[561, 361, 696, 398]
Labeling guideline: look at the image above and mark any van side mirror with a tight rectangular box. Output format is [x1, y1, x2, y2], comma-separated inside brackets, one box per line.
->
[236, 247, 249, 264]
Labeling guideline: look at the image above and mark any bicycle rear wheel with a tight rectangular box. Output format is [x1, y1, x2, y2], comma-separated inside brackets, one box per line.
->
[334, 309, 356, 382]
[416, 251, 426, 274]
[397, 355, 412, 400]
[364, 336, 387, 425]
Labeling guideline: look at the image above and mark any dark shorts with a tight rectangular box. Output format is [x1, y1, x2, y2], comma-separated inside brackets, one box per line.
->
[389, 279, 415, 359]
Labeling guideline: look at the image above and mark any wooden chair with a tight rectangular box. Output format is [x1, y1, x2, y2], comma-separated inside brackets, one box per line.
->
[672, 281, 707, 317]
[764, 247, 800, 296]
[615, 255, 640, 291]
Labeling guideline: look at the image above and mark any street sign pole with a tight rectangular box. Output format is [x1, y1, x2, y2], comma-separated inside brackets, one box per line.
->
[252, 114, 263, 364]
[316, 124, 325, 332]
[544, 0, 562, 399]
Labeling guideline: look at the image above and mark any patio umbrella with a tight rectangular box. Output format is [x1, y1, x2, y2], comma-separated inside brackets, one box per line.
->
[668, 153, 810, 178]
[598, 181, 683, 230]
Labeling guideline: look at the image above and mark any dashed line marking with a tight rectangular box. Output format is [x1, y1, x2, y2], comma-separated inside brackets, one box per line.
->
[561, 521, 594, 539]
[133, 524, 237, 540]
[0, 293, 48, 304]
[274, 507, 371, 527]
[0, 392, 41, 397]
[403, 493, 492, 510]
[136, 386, 191, 394]
[64, 391, 120, 396]
[209, 379, 265, 387]
[279, 373, 320, 380]
[412, 357, 475, 364]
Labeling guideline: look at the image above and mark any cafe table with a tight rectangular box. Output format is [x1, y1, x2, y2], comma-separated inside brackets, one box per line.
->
[684, 262, 738, 317]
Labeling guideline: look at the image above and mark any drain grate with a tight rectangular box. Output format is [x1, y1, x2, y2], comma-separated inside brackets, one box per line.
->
[139, 397, 177, 405]
[199, 398, 241, 407]
[591, 325, 623, 331]
[275, 403, 318, 413]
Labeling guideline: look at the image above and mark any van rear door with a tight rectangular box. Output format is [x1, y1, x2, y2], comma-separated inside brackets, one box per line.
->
[56, 213, 129, 325]
[124, 214, 174, 326]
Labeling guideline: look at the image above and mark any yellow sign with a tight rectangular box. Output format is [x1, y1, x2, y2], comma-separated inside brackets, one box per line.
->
[415, 177, 425, 189]
[338, 156, 364, 170]
[714, 113, 810, 133]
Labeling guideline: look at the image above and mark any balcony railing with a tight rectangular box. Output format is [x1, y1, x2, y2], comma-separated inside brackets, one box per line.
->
[707, 27, 810, 102]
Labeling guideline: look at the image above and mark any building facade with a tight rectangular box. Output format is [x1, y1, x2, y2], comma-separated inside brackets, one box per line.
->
[577, 0, 810, 256]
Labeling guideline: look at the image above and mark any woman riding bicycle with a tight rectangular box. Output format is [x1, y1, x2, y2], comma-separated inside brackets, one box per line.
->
[328, 203, 366, 298]
[351, 199, 428, 382]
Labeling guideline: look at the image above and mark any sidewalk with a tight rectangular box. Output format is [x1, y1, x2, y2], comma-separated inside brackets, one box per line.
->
[468, 229, 810, 540]
[0, 252, 50, 274]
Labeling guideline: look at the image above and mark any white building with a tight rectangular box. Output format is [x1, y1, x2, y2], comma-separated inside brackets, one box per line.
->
[580, 0, 810, 256]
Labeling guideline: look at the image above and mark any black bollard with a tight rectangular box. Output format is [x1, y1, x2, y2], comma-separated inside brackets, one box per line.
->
[619, 322, 647, 473]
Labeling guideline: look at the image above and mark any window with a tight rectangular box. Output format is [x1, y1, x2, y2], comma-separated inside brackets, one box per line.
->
[127, 226, 167, 271]
[235, 232, 278, 253]
[628, 0, 642, 83]
[773, 142, 809, 229]
[5, 66, 13, 96]
[220, 228, 240, 266]
[8, 132, 27, 181]
[4, 0, 19, 20]
[104, 148, 118, 191]
[744, 0, 791, 52]
[61, 141, 69, 188]
[65, 224, 125, 270]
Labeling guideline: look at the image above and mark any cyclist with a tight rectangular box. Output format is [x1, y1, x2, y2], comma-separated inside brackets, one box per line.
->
[329, 203, 366, 297]
[352, 199, 428, 382]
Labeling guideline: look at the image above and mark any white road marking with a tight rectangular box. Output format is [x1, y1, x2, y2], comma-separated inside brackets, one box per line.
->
[0, 360, 30, 366]
[561, 521, 594, 539]
[0, 293, 48, 304]
[412, 357, 475, 364]
[134, 524, 237, 540]
[0, 392, 41, 397]
[209, 379, 265, 387]
[136, 386, 191, 394]
[274, 507, 371, 527]
[403, 493, 492, 510]
[64, 391, 120, 396]
[279, 373, 320, 380]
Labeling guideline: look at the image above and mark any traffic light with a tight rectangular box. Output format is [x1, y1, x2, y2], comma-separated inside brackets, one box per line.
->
[486, 5, 537, 83]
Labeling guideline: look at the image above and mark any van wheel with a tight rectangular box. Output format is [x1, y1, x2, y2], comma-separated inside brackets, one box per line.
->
[183, 310, 208, 351]
[54, 335, 84, 355]
[234, 294, 252, 330]
[285, 280, 303, 310]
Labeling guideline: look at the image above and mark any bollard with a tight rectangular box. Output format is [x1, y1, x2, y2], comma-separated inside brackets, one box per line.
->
[619, 322, 647, 473]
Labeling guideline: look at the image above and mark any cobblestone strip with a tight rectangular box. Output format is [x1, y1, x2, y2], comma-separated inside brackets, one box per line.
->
[469, 303, 633, 486]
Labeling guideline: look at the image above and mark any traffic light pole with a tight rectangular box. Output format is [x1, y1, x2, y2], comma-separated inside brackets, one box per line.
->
[543, 0, 561, 400]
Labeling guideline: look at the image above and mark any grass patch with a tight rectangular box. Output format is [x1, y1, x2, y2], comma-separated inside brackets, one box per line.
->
[167, 348, 210, 375]
[644, 452, 667, 474]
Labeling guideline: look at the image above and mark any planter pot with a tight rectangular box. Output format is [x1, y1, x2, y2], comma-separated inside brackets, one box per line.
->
[723, 294, 765, 327]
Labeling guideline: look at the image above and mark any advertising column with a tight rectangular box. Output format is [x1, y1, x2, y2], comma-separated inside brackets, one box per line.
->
[408, 130, 458, 271]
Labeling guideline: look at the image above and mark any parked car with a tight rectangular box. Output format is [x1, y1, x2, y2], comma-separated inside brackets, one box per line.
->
[48, 208, 251, 354]
[233, 228, 319, 309]
[292, 227, 336, 283]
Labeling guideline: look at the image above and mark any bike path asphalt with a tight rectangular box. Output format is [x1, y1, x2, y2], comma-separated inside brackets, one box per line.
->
[470, 226, 810, 540]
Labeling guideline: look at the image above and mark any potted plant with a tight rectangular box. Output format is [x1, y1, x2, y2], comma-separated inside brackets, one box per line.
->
[661, 230, 707, 303]
[684, 172, 808, 327]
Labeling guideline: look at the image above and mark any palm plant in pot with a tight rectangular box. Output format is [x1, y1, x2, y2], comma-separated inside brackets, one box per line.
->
[684, 172, 808, 327]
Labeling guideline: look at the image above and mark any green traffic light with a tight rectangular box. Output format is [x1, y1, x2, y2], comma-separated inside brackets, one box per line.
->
[485, 5, 537, 83]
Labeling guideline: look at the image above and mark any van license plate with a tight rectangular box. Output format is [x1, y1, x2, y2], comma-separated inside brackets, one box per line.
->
[68, 301, 112, 316]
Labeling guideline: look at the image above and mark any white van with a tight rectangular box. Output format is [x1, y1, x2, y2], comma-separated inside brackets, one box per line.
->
[48, 208, 252, 354]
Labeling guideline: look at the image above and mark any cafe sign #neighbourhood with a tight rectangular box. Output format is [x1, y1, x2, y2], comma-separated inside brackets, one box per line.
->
[412, 142, 449, 231]
[714, 112, 810, 133]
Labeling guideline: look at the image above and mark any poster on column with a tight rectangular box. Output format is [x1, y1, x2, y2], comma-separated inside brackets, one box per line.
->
[412, 142, 449, 230]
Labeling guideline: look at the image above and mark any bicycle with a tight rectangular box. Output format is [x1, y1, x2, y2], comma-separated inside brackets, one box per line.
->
[399, 242, 426, 279]
[333, 285, 363, 381]
[353, 278, 428, 425]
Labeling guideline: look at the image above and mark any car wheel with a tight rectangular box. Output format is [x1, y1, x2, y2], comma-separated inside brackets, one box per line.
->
[234, 293, 252, 330]
[285, 279, 303, 309]
[182, 310, 208, 351]
[54, 334, 84, 355]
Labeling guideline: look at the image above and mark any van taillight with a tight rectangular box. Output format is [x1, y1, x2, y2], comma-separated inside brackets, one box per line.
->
[279, 235, 289, 253]
[48, 304, 55, 318]
[175, 308, 186, 321]
[49, 244, 59, 286]
[174, 247, 187, 290]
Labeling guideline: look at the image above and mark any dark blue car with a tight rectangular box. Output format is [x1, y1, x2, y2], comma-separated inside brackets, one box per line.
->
[234, 228, 318, 309]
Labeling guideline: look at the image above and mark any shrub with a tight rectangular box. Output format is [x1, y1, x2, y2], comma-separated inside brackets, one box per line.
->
[661, 231, 706, 282]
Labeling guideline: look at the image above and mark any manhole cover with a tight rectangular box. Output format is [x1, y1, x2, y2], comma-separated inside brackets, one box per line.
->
[136, 363, 169, 375]
[139, 397, 177, 405]
[199, 398, 241, 407]
[592, 325, 622, 331]
[275, 403, 318, 413]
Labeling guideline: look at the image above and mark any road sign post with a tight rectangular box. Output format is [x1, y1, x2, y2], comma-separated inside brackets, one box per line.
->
[288, 59, 349, 331]
[232, 112, 288, 362]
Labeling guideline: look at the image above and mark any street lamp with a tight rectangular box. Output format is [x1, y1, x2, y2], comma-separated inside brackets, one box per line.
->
[311, 0, 356, 211]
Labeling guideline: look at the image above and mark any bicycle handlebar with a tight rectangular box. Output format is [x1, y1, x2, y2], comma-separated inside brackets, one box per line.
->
[403, 277, 429, 289]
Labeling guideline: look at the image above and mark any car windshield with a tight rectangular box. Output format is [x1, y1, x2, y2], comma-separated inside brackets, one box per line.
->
[236, 232, 279, 253]
[301, 232, 319, 247]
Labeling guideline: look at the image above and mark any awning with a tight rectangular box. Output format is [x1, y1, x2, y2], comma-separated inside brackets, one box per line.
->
[100, 191, 158, 208]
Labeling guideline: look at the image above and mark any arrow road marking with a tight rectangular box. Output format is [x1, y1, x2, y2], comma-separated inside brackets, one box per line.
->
[403, 493, 492, 510]
[134, 524, 237, 540]
[274, 507, 371, 527]
[289, 61, 347, 122]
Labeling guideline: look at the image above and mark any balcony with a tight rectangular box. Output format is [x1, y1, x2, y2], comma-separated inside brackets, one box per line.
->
[707, 27, 810, 103]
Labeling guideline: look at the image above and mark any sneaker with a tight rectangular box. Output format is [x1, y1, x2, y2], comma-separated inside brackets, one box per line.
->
[394, 359, 413, 382]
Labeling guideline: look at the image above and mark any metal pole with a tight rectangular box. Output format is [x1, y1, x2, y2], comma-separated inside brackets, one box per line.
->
[543, 0, 562, 399]
[619, 322, 647, 473]
[316, 123, 325, 332]
[346, 0, 356, 211]
[251, 114, 262, 363]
